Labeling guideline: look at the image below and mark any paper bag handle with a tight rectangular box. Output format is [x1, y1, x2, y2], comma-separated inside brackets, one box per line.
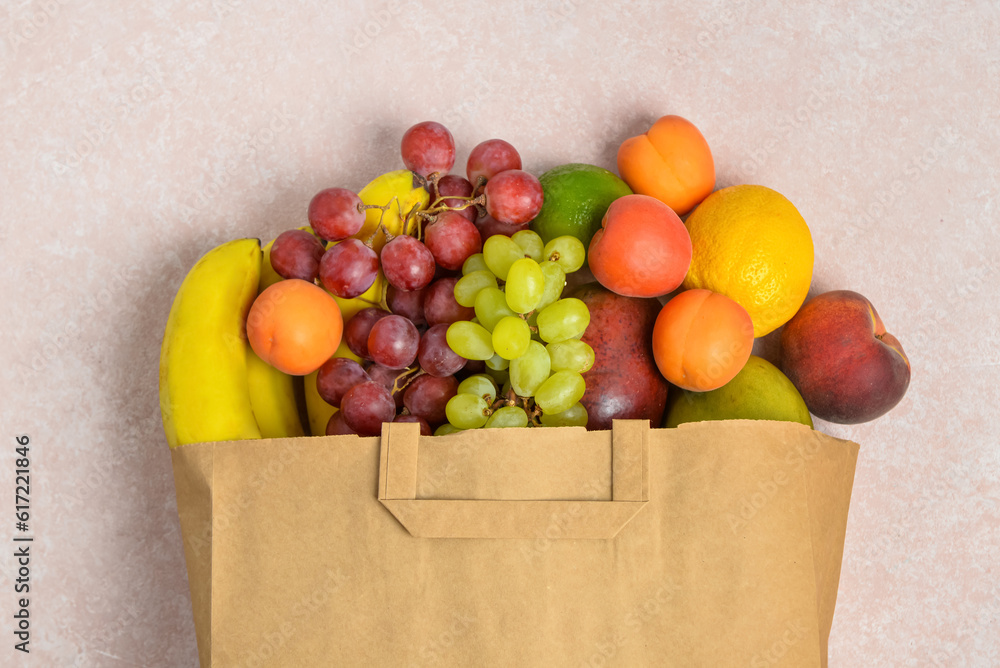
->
[377, 420, 649, 539]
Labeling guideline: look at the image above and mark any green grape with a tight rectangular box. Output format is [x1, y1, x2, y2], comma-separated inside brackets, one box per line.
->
[504, 258, 545, 313]
[534, 370, 586, 415]
[484, 405, 529, 428]
[543, 235, 586, 274]
[492, 316, 531, 360]
[546, 339, 595, 373]
[474, 286, 516, 331]
[511, 229, 544, 262]
[536, 261, 566, 311]
[539, 402, 589, 427]
[445, 393, 490, 429]
[457, 374, 498, 403]
[486, 366, 509, 387]
[454, 270, 498, 307]
[509, 340, 551, 397]
[435, 423, 464, 435]
[462, 252, 489, 275]
[483, 235, 525, 281]
[536, 298, 590, 343]
[485, 351, 510, 371]
[446, 321, 495, 360]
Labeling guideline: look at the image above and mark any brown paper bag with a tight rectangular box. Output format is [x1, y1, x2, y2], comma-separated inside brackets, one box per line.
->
[171, 419, 858, 667]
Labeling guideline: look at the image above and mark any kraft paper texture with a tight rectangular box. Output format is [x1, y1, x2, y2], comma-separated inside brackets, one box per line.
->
[171, 419, 859, 667]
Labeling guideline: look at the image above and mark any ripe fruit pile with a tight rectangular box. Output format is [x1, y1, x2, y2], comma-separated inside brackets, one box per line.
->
[442, 231, 592, 431]
[253, 122, 597, 437]
[160, 113, 912, 450]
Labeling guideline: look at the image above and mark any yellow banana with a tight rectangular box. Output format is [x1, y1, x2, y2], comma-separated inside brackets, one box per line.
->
[259, 237, 284, 291]
[304, 340, 362, 436]
[355, 169, 430, 252]
[246, 348, 305, 439]
[159, 239, 263, 448]
[244, 245, 307, 439]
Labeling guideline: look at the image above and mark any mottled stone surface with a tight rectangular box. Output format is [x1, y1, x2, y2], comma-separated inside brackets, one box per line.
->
[1, 0, 997, 665]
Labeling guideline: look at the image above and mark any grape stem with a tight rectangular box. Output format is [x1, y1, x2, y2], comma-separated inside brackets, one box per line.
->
[472, 175, 487, 197]
[425, 172, 442, 199]
[378, 222, 395, 244]
[402, 202, 423, 238]
[391, 366, 424, 395]
[526, 401, 543, 427]
[362, 197, 397, 247]
[419, 194, 484, 224]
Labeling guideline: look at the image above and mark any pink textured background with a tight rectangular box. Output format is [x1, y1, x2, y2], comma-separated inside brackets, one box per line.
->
[1, 1, 997, 665]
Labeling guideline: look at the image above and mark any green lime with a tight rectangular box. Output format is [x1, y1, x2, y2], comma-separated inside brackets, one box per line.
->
[530, 164, 632, 263]
[664, 356, 813, 428]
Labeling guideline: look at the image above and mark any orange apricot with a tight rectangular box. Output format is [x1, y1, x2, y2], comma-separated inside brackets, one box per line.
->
[247, 279, 343, 375]
[652, 289, 753, 391]
[617, 115, 715, 216]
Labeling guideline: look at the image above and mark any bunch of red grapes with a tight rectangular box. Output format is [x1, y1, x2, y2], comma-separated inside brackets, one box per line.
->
[266, 121, 546, 436]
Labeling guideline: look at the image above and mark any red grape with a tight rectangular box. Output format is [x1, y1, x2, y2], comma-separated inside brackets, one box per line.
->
[484, 170, 544, 225]
[467, 139, 522, 186]
[308, 188, 365, 241]
[316, 357, 370, 407]
[368, 314, 420, 370]
[436, 174, 476, 221]
[340, 381, 396, 436]
[386, 285, 426, 325]
[319, 239, 379, 298]
[424, 212, 482, 271]
[475, 214, 529, 241]
[462, 359, 486, 376]
[269, 229, 325, 282]
[380, 235, 436, 291]
[432, 262, 459, 281]
[423, 277, 474, 326]
[401, 121, 455, 178]
[393, 414, 432, 435]
[366, 363, 406, 409]
[418, 323, 467, 377]
[403, 374, 459, 426]
[344, 307, 389, 359]
[325, 411, 357, 436]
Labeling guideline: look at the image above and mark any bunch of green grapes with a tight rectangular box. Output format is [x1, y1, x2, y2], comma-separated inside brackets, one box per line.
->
[441, 230, 594, 431]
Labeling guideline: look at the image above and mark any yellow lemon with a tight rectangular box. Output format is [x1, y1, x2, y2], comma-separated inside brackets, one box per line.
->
[683, 185, 813, 337]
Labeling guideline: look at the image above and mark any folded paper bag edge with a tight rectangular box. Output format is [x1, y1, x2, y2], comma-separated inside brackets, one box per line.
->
[377, 420, 651, 540]
[169, 440, 215, 668]
[382, 499, 648, 539]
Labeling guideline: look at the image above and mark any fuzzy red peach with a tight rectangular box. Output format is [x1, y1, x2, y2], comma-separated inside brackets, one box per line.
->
[587, 194, 692, 298]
